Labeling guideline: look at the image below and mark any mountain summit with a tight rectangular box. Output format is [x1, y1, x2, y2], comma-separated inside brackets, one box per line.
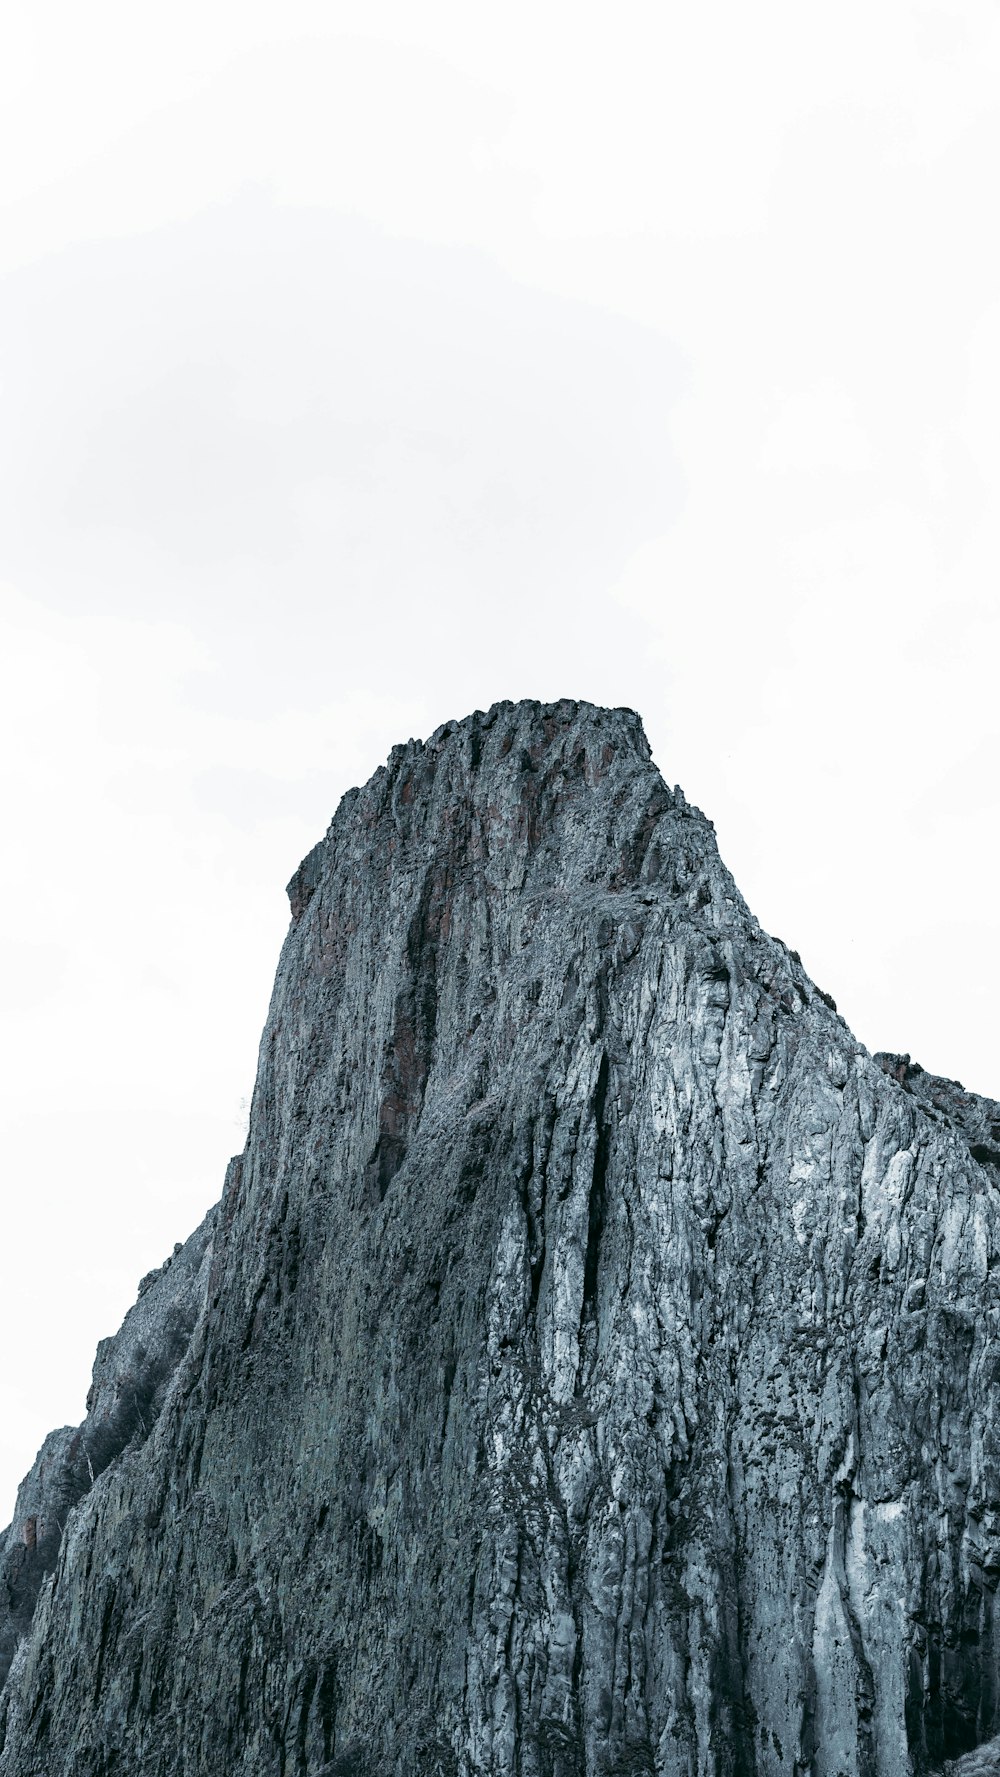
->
[1, 698, 998, 1776]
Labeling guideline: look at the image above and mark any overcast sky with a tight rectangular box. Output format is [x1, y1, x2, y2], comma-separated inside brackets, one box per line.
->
[2, 0, 999, 1521]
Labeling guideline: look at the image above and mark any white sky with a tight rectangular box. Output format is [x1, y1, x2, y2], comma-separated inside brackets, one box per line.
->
[2, 0, 999, 1521]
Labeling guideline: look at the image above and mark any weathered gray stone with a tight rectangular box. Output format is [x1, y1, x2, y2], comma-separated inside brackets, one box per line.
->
[1, 697, 998, 1775]
[0, 1209, 215, 1693]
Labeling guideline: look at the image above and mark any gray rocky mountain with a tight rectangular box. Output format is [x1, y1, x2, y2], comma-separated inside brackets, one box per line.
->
[1, 696, 999, 1777]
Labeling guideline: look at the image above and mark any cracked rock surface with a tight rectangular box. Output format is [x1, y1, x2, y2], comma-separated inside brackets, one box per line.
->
[0, 1210, 215, 1695]
[1, 697, 999, 1776]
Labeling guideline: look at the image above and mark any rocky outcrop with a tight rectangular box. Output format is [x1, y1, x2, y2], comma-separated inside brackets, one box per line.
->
[0, 1213, 215, 1691]
[1, 697, 999, 1776]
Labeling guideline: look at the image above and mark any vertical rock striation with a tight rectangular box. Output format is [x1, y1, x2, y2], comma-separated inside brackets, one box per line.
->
[1, 697, 999, 1776]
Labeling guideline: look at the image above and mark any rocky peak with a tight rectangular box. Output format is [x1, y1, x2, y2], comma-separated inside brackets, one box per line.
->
[1, 699, 998, 1777]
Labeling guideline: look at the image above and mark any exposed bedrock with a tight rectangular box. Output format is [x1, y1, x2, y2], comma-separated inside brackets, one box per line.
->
[0, 1210, 215, 1692]
[1, 697, 998, 1776]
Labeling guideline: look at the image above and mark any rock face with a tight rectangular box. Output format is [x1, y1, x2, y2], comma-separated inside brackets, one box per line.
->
[0, 1212, 215, 1694]
[1, 696, 999, 1777]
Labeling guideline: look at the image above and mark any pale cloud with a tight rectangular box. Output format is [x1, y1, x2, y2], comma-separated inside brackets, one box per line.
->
[1, 0, 999, 1521]
[757, 383, 877, 476]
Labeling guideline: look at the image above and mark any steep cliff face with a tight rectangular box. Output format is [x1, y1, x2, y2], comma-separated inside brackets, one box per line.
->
[0, 1212, 215, 1694]
[1, 697, 999, 1777]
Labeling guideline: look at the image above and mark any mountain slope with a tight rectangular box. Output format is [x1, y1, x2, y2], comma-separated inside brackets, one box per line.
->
[1, 697, 998, 1777]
